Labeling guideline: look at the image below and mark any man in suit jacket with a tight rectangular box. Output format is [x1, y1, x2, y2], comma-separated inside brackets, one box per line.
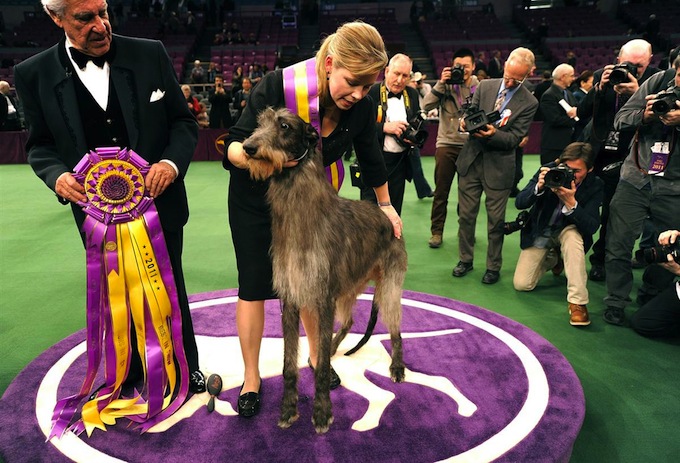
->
[513, 142, 603, 326]
[453, 47, 539, 285]
[539, 63, 578, 164]
[14, 0, 205, 392]
[361, 53, 424, 215]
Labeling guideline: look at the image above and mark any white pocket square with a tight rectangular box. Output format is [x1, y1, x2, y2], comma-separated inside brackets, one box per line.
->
[149, 89, 165, 102]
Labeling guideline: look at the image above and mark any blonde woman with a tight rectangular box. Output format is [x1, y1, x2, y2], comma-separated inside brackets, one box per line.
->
[223, 21, 401, 417]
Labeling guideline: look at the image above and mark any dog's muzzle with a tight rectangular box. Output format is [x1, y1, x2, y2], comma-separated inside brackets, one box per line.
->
[243, 144, 257, 157]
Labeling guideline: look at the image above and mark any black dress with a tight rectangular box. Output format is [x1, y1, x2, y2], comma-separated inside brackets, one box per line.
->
[223, 68, 388, 300]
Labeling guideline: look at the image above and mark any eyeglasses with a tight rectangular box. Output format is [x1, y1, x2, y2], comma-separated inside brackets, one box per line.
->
[503, 74, 528, 85]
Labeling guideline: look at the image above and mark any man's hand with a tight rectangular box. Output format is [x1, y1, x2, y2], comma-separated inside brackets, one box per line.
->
[145, 162, 177, 198]
[657, 229, 680, 276]
[440, 67, 451, 84]
[472, 123, 496, 138]
[536, 166, 550, 192]
[551, 180, 577, 210]
[658, 100, 680, 127]
[55, 172, 87, 203]
[384, 121, 409, 138]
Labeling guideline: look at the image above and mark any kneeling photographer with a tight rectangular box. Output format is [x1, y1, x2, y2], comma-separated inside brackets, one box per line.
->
[630, 229, 680, 339]
[511, 142, 603, 326]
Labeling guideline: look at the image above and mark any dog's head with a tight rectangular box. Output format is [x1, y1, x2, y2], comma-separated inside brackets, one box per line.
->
[242, 107, 319, 181]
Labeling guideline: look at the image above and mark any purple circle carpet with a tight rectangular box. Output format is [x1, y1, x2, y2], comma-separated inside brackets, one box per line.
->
[0, 288, 584, 462]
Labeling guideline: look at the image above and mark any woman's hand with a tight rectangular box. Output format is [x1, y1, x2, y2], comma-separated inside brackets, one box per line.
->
[227, 141, 249, 169]
[379, 204, 403, 239]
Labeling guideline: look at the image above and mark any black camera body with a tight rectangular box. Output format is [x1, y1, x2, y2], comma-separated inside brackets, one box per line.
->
[651, 87, 680, 115]
[544, 164, 575, 189]
[503, 210, 531, 235]
[398, 110, 429, 148]
[463, 105, 501, 134]
[608, 62, 637, 85]
[635, 241, 680, 264]
[447, 64, 465, 85]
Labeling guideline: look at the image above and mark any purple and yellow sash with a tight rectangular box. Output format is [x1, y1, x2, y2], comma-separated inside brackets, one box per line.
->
[282, 58, 345, 190]
[49, 147, 189, 439]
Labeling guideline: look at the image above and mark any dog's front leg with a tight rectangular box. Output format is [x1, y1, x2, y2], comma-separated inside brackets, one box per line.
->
[312, 301, 335, 434]
[279, 301, 300, 428]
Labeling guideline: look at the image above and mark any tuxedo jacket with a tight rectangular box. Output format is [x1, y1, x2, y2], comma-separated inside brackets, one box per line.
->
[515, 162, 604, 252]
[539, 83, 576, 152]
[456, 78, 538, 190]
[368, 83, 422, 152]
[14, 35, 198, 231]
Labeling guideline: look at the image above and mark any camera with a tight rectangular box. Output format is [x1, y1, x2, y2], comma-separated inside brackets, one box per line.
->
[463, 105, 501, 134]
[608, 62, 637, 85]
[544, 164, 575, 189]
[397, 110, 429, 148]
[634, 241, 680, 264]
[447, 64, 465, 85]
[503, 210, 531, 235]
[651, 87, 680, 115]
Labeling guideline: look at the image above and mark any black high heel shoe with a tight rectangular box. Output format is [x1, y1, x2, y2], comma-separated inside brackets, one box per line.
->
[308, 358, 341, 390]
[237, 379, 262, 418]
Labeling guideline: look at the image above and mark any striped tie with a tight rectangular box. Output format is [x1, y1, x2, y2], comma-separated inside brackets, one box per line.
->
[494, 88, 508, 111]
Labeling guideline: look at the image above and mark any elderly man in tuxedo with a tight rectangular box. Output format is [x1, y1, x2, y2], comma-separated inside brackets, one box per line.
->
[453, 47, 539, 285]
[14, 0, 205, 393]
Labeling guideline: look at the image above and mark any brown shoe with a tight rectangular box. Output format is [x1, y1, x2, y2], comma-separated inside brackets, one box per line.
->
[568, 303, 590, 326]
[428, 234, 442, 248]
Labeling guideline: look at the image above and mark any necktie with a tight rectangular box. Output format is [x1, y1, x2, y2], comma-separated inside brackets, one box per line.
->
[494, 88, 507, 111]
[387, 91, 401, 99]
[70, 47, 112, 69]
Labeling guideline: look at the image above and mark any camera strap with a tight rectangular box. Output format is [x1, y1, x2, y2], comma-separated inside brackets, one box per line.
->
[377, 84, 411, 123]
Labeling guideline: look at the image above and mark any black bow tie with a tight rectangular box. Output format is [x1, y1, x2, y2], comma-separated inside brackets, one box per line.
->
[70, 47, 113, 69]
[387, 91, 402, 99]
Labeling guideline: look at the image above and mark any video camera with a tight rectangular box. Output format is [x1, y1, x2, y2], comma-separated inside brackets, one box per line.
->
[634, 241, 680, 264]
[397, 110, 429, 148]
[503, 210, 531, 235]
[447, 64, 465, 85]
[651, 87, 680, 115]
[463, 105, 501, 134]
[608, 62, 637, 86]
[544, 164, 575, 189]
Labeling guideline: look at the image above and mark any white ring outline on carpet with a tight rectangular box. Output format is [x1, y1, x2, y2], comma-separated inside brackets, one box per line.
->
[35, 293, 550, 463]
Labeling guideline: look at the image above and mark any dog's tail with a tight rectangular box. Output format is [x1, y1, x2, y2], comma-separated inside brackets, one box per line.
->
[344, 301, 379, 356]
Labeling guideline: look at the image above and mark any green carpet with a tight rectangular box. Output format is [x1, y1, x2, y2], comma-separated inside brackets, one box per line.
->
[1, 155, 678, 462]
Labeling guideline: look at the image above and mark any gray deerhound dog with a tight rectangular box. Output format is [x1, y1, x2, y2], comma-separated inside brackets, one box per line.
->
[242, 107, 408, 434]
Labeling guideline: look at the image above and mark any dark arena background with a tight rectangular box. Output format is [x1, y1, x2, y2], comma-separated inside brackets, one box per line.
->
[1, 1, 679, 462]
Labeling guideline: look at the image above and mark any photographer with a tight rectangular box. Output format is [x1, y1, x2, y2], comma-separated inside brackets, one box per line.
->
[208, 75, 233, 129]
[453, 47, 538, 285]
[603, 56, 680, 326]
[630, 230, 680, 338]
[422, 48, 479, 248]
[576, 39, 660, 282]
[362, 53, 424, 214]
[512, 142, 603, 326]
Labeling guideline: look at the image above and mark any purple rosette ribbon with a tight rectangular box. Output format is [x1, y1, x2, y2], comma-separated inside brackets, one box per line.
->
[49, 147, 190, 439]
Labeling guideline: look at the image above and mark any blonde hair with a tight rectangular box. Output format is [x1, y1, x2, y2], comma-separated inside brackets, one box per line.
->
[315, 21, 388, 107]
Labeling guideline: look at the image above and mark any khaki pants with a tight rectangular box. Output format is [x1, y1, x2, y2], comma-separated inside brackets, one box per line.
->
[513, 225, 589, 305]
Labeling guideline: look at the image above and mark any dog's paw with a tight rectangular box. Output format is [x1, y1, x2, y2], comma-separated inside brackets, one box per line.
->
[278, 411, 299, 429]
[390, 367, 406, 383]
[313, 414, 334, 434]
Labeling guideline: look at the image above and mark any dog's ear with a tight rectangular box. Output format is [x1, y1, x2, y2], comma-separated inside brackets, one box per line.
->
[305, 121, 319, 148]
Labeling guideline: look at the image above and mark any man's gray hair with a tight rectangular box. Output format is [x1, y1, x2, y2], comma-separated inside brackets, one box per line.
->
[506, 47, 536, 70]
[552, 63, 574, 80]
[42, 0, 69, 17]
[388, 53, 413, 68]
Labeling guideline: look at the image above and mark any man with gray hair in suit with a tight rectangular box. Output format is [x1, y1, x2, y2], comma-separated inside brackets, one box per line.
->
[453, 47, 539, 285]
